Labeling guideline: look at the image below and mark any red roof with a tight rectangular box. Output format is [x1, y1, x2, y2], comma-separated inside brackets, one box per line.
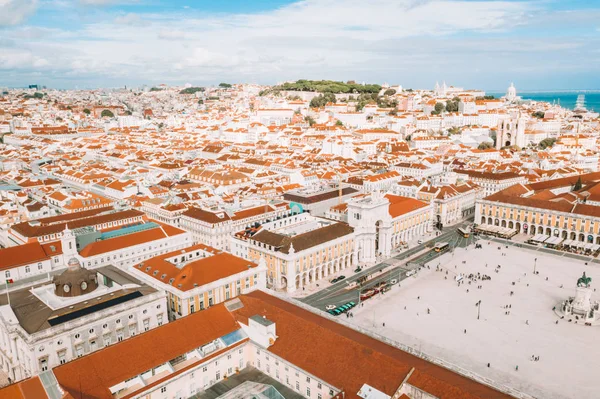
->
[0, 242, 49, 271]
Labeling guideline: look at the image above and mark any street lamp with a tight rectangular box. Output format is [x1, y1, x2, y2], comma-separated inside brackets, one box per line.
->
[534, 257, 537, 274]
[476, 300, 482, 320]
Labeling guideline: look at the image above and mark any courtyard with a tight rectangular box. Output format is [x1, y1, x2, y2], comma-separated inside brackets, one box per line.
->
[350, 240, 600, 399]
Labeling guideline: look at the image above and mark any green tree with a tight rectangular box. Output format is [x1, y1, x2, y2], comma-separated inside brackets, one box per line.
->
[101, 109, 114, 118]
[309, 93, 336, 108]
[448, 126, 461, 135]
[384, 88, 396, 96]
[219, 83, 232, 88]
[478, 142, 493, 150]
[83, 108, 91, 115]
[538, 138, 556, 149]
[432, 102, 445, 115]
[532, 111, 545, 119]
[574, 176, 583, 191]
[335, 120, 343, 126]
[305, 116, 316, 126]
[445, 99, 460, 113]
[150, 87, 163, 92]
[198, 99, 204, 105]
[179, 87, 204, 94]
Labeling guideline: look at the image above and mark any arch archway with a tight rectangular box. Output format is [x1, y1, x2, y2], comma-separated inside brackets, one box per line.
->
[481, 216, 486, 224]
[545, 228, 552, 236]
[488, 217, 493, 225]
[570, 232, 576, 240]
[562, 230, 568, 239]
[508, 221, 514, 229]
[537, 226, 543, 234]
[579, 234, 585, 242]
[515, 222, 521, 232]
[501, 220, 507, 228]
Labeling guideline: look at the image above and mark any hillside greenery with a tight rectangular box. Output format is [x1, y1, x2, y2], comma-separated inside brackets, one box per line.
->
[179, 87, 205, 95]
[262, 79, 381, 96]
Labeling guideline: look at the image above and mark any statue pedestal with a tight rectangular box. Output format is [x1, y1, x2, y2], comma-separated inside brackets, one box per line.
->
[572, 286, 592, 316]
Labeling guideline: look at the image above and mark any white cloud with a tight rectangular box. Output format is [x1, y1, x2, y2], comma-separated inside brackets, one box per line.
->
[114, 12, 141, 25]
[0, 49, 49, 69]
[2, 0, 599, 89]
[0, 0, 38, 26]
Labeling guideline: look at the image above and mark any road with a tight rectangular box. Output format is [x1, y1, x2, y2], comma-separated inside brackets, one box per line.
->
[300, 221, 476, 311]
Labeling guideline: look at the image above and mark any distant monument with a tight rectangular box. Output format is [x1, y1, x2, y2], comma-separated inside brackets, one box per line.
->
[556, 272, 599, 325]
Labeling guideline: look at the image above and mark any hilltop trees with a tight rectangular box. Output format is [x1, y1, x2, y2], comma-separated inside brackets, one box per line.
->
[179, 87, 204, 95]
[101, 109, 114, 118]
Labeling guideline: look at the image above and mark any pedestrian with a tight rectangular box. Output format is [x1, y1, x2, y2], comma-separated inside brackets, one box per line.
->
[383, 322, 385, 327]
[526, 320, 529, 325]
[464, 329, 467, 334]
[516, 365, 519, 371]
[487, 363, 490, 368]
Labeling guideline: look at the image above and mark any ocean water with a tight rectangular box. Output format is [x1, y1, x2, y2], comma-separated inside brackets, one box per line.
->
[488, 91, 600, 112]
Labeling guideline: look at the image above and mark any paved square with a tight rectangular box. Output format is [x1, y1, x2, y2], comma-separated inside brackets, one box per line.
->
[350, 241, 600, 399]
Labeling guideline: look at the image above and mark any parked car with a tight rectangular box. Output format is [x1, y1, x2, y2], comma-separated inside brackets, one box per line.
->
[354, 267, 362, 273]
[337, 275, 346, 281]
[417, 240, 423, 244]
[330, 277, 339, 284]
[390, 279, 398, 284]
[326, 305, 336, 310]
[406, 270, 416, 277]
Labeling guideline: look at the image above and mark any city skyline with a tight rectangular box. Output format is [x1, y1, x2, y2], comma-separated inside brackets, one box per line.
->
[1, 0, 600, 90]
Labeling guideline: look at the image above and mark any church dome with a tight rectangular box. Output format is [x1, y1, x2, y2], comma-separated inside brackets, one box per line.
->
[52, 258, 98, 298]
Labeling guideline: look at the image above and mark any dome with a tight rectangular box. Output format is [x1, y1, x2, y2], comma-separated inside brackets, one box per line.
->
[52, 259, 98, 298]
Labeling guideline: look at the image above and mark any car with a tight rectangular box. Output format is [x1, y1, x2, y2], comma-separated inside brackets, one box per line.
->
[337, 275, 346, 281]
[330, 277, 338, 283]
[390, 279, 398, 284]
[325, 305, 336, 311]
[417, 239, 423, 244]
[406, 270, 416, 277]
[354, 267, 362, 273]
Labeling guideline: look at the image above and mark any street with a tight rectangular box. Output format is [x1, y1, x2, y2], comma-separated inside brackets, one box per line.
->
[300, 222, 476, 310]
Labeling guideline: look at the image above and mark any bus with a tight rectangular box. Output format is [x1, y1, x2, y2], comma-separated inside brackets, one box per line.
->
[433, 242, 450, 253]
[457, 227, 470, 238]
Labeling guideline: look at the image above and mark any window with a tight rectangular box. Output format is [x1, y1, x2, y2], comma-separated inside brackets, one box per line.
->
[318, 395, 322, 399]
[317, 382, 322, 389]
[296, 382, 300, 391]
[40, 358, 48, 371]
[160, 387, 167, 393]
[4, 271, 9, 278]
[216, 372, 220, 380]
[306, 377, 310, 383]
[307, 388, 311, 397]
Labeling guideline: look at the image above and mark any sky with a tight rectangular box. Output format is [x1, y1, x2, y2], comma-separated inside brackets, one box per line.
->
[0, 0, 599, 90]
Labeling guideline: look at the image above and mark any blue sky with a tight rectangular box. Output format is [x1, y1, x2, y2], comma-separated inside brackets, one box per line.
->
[1, 0, 599, 90]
